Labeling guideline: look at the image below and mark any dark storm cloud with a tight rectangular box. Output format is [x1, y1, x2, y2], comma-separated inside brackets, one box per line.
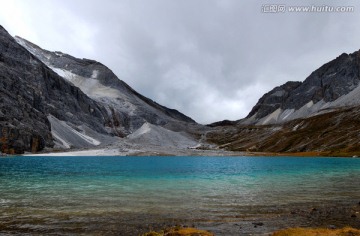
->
[1, 0, 360, 123]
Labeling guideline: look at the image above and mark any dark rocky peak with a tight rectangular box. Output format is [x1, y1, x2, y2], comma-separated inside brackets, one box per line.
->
[15, 35, 146, 94]
[246, 81, 302, 119]
[0, 25, 8, 33]
[245, 49, 360, 123]
[15, 36, 195, 128]
[0, 26, 110, 154]
[285, 51, 360, 108]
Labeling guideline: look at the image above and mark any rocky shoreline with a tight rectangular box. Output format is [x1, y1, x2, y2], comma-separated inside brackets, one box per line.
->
[138, 200, 360, 236]
[0, 199, 358, 235]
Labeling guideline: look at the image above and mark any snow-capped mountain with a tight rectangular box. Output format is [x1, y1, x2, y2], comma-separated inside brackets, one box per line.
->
[242, 50, 360, 125]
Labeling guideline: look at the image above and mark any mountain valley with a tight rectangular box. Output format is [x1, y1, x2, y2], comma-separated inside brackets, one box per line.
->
[1, 24, 360, 156]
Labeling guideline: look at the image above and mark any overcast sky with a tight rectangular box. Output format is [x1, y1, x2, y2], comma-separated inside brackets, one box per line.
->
[1, 0, 360, 123]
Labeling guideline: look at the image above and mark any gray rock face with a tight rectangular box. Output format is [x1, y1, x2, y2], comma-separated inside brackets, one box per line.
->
[246, 50, 360, 122]
[0, 25, 197, 154]
[15, 36, 195, 137]
[0, 25, 110, 153]
[247, 81, 302, 119]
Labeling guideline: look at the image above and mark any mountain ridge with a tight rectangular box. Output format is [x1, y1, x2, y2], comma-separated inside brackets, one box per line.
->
[241, 49, 360, 125]
[0, 25, 112, 153]
[15, 36, 195, 126]
[207, 48, 360, 155]
[0, 25, 199, 154]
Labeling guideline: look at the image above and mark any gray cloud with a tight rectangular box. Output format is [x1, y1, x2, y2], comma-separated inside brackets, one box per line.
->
[1, 0, 360, 123]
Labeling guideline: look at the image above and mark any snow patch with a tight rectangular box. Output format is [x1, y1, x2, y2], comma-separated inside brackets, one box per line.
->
[292, 122, 304, 131]
[15, 37, 52, 65]
[54, 52, 63, 57]
[91, 70, 99, 79]
[305, 100, 314, 108]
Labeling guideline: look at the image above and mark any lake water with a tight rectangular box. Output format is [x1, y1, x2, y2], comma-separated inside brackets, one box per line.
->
[1, 156, 360, 235]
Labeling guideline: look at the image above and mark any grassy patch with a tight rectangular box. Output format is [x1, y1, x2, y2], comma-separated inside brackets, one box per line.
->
[142, 226, 214, 236]
[272, 227, 360, 236]
[207, 106, 360, 155]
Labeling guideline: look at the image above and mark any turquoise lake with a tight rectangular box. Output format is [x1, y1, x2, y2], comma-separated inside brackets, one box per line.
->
[1, 156, 360, 235]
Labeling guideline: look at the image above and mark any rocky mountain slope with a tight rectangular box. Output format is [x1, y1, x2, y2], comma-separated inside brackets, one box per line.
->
[208, 49, 360, 155]
[15, 37, 196, 136]
[0, 25, 115, 154]
[0, 25, 200, 154]
[242, 50, 360, 125]
[207, 105, 360, 156]
[2, 21, 360, 156]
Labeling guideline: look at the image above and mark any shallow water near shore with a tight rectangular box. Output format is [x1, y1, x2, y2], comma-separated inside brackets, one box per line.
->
[1, 156, 360, 235]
